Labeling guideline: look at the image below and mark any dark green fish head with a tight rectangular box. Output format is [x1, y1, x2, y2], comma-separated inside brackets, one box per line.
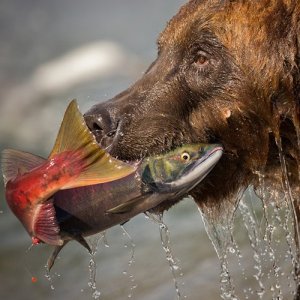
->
[141, 143, 223, 193]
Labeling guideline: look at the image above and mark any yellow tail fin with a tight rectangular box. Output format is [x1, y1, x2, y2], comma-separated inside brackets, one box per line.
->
[49, 100, 135, 189]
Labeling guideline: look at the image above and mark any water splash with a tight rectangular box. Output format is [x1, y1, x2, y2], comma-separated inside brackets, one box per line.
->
[275, 137, 300, 290]
[120, 225, 137, 298]
[251, 188, 284, 299]
[198, 191, 242, 300]
[102, 231, 109, 248]
[145, 212, 185, 300]
[239, 195, 266, 299]
[87, 234, 103, 300]
[45, 266, 55, 291]
[198, 180, 300, 299]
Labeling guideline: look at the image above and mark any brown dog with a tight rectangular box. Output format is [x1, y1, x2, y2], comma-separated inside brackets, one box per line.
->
[84, 1, 300, 295]
[85, 0, 300, 210]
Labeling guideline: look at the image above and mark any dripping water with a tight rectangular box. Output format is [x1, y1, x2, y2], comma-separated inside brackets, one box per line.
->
[102, 231, 109, 248]
[275, 137, 300, 288]
[87, 234, 103, 300]
[145, 212, 185, 300]
[251, 184, 297, 298]
[120, 225, 137, 298]
[239, 195, 266, 299]
[198, 192, 241, 300]
[45, 265, 55, 291]
[199, 178, 298, 299]
[249, 187, 283, 299]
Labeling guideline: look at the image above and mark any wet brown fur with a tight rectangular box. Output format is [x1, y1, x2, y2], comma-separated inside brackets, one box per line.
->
[84, 0, 300, 213]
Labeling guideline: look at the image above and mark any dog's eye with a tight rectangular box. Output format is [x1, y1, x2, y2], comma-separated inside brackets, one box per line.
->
[194, 51, 209, 68]
[181, 152, 190, 162]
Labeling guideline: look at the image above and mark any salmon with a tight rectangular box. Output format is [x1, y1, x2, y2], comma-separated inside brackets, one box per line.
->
[1, 100, 223, 270]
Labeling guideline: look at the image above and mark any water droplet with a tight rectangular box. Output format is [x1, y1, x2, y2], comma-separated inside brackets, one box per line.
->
[92, 290, 101, 299]
[146, 212, 184, 299]
[44, 267, 56, 291]
[228, 247, 235, 254]
[101, 231, 109, 248]
[120, 225, 137, 298]
[87, 235, 102, 299]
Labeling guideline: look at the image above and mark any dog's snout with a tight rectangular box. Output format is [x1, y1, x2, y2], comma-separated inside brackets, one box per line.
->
[84, 107, 120, 145]
[85, 115, 113, 135]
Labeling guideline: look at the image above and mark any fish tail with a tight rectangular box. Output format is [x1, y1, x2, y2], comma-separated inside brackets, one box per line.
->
[1, 149, 46, 186]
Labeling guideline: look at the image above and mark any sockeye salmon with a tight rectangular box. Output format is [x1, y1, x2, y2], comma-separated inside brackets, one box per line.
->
[50, 142, 222, 269]
[1, 101, 223, 270]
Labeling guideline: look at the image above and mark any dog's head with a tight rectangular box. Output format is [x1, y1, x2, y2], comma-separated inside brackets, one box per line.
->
[84, 0, 300, 209]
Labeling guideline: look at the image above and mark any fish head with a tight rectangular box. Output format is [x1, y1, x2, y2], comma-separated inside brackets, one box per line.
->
[141, 143, 223, 194]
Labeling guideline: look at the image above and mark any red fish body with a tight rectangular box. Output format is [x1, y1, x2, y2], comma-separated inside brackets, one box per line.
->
[5, 151, 88, 244]
[7, 152, 84, 208]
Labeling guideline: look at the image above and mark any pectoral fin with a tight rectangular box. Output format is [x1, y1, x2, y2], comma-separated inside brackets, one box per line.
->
[34, 201, 62, 246]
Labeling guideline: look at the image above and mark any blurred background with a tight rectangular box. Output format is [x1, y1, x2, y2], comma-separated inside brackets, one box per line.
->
[0, 1, 295, 300]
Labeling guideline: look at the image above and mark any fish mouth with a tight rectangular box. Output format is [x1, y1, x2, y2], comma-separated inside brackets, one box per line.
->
[157, 145, 223, 194]
[186, 146, 223, 182]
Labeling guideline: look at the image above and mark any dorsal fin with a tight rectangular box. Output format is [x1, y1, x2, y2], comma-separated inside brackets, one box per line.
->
[1, 149, 46, 186]
[49, 99, 95, 158]
[49, 100, 135, 188]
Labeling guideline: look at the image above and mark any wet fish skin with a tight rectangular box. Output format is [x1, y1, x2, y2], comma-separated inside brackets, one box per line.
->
[47, 143, 222, 269]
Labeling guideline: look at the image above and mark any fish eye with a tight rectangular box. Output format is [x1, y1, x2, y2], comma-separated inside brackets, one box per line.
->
[181, 152, 190, 161]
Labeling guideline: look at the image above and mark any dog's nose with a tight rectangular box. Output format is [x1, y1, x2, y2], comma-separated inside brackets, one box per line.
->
[84, 108, 119, 139]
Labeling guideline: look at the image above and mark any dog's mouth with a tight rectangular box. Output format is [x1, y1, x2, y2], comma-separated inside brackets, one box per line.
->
[84, 109, 213, 162]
